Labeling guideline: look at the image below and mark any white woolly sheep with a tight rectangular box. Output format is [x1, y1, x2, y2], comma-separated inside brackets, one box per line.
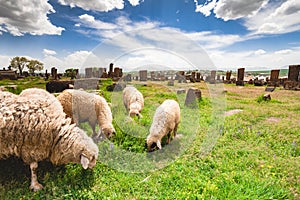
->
[0, 92, 99, 191]
[0, 91, 18, 103]
[146, 99, 180, 151]
[57, 89, 115, 140]
[20, 88, 64, 112]
[122, 86, 144, 118]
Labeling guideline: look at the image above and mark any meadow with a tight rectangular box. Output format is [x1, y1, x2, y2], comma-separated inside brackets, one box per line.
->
[0, 77, 299, 199]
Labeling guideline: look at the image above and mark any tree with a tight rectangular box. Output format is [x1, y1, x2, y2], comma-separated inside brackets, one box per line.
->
[28, 59, 44, 74]
[10, 56, 29, 75]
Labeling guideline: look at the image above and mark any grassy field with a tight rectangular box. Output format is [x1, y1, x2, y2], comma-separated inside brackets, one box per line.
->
[0, 77, 299, 199]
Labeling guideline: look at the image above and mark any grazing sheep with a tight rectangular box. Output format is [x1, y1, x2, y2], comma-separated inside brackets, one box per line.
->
[20, 88, 64, 112]
[0, 93, 98, 191]
[146, 99, 180, 152]
[122, 86, 144, 118]
[0, 91, 18, 103]
[57, 89, 115, 140]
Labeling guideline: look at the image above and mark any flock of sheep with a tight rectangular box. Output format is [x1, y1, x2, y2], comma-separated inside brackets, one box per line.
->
[0, 85, 180, 191]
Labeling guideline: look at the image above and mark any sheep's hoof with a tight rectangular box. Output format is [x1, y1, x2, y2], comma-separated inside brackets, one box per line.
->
[30, 183, 43, 192]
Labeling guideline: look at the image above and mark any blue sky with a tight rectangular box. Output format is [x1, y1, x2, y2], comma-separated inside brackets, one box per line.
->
[0, 0, 300, 72]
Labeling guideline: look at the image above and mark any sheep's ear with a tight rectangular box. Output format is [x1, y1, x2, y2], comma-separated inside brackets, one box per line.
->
[138, 113, 143, 118]
[157, 140, 162, 149]
[81, 155, 89, 169]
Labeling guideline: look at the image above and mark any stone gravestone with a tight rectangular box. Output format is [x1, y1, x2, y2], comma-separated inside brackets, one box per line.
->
[236, 68, 245, 86]
[51, 67, 58, 80]
[185, 88, 201, 107]
[139, 70, 147, 81]
[288, 65, 300, 81]
[209, 70, 216, 84]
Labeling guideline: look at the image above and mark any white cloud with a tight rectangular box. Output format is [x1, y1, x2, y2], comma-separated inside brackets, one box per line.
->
[195, 0, 268, 21]
[43, 49, 57, 56]
[58, 0, 124, 12]
[254, 49, 266, 55]
[58, 0, 144, 11]
[245, 0, 300, 35]
[195, 0, 300, 35]
[0, 0, 64, 36]
[275, 49, 292, 55]
[195, 0, 217, 17]
[78, 14, 118, 30]
[128, 0, 143, 7]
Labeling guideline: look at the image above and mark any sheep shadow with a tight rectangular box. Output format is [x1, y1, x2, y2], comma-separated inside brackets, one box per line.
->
[0, 157, 96, 195]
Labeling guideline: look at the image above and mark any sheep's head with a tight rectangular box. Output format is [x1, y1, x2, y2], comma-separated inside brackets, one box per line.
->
[129, 103, 142, 118]
[51, 126, 99, 169]
[78, 135, 99, 169]
[129, 110, 142, 118]
[146, 136, 162, 152]
[101, 124, 116, 139]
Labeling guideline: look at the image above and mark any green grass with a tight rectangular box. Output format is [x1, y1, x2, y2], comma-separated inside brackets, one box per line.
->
[0, 78, 299, 199]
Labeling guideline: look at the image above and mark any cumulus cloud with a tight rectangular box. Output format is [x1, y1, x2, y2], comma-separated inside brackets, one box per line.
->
[128, 0, 144, 6]
[195, 0, 268, 20]
[254, 49, 266, 55]
[58, 0, 144, 11]
[195, 0, 300, 35]
[0, 0, 64, 36]
[43, 49, 57, 56]
[195, 0, 217, 17]
[245, 0, 300, 35]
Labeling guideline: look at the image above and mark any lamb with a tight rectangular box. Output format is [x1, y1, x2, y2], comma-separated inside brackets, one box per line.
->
[122, 86, 144, 118]
[146, 99, 180, 152]
[57, 89, 115, 140]
[0, 92, 98, 191]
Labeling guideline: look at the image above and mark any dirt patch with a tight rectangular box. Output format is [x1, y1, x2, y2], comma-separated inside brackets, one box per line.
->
[224, 109, 243, 117]
[266, 117, 281, 123]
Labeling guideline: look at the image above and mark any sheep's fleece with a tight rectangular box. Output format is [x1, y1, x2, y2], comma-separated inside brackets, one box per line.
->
[0, 90, 99, 191]
[57, 89, 115, 139]
[147, 99, 180, 151]
[122, 86, 144, 118]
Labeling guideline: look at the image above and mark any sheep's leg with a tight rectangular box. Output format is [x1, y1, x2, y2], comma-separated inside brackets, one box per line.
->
[173, 123, 178, 138]
[29, 162, 43, 191]
[90, 124, 97, 138]
[167, 132, 171, 144]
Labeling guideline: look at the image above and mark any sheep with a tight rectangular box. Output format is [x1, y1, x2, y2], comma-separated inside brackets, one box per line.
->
[19, 88, 64, 112]
[146, 99, 180, 152]
[0, 91, 18, 103]
[57, 89, 115, 140]
[122, 86, 144, 118]
[0, 93, 98, 191]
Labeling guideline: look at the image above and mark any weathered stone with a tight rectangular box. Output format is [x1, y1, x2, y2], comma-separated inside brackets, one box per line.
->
[263, 94, 271, 101]
[139, 70, 147, 81]
[288, 65, 300, 81]
[236, 68, 245, 86]
[185, 88, 201, 107]
[177, 89, 186, 94]
[106, 83, 126, 92]
[167, 80, 174, 86]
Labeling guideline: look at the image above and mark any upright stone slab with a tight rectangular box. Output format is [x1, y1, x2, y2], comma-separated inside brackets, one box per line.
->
[185, 88, 201, 107]
[209, 70, 216, 84]
[139, 70, 147, 81]
[108, 63, 114, 78]
[236, 68, 245, 86]
[226, 71, 231, 81]
[196, 72, 201, 82]
[288, 65, 300, 81]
